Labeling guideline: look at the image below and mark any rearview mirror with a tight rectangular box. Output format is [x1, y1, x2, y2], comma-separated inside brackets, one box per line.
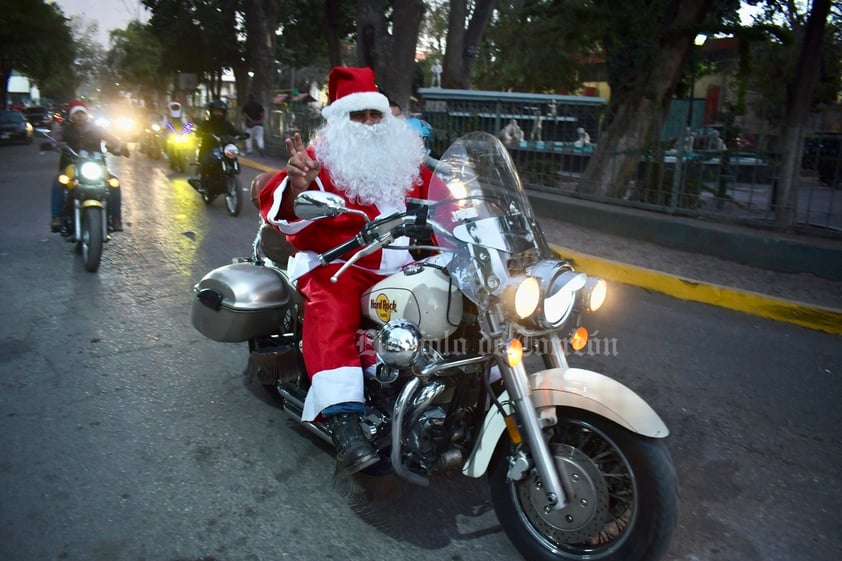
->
[294, 191, 347, 220]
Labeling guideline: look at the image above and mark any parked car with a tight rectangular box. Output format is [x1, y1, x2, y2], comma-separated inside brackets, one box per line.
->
[22, 105, 52, 130]
[0, 110, 34, 144]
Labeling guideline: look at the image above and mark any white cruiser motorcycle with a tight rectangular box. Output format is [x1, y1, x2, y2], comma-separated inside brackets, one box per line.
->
[191, 132, 678, 561]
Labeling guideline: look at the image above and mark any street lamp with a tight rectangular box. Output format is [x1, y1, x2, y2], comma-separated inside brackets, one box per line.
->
[686, 34, 707, 129]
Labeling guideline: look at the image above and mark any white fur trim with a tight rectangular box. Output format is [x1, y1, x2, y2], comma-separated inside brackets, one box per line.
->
[301, 365, 364, 421]
[322, 91, 390, 122]
[266, 176, 326, 234]
[68, 105, 88, 118]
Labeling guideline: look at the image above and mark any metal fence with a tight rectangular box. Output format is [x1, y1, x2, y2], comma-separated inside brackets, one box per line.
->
[418, 89, 842, 237]
[264, 89, 841, 238]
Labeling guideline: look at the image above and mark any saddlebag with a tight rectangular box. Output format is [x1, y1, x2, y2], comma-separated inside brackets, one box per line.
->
[191, 262, 293, 342]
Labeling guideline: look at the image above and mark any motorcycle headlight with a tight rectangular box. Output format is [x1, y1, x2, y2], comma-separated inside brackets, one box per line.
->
[507, 276, 540, 319]
[579, 277, 607, 312]
[504, 260, 592, 329]
[374, 319, 422, 368]
[79, 161, 104, 182]
[223, 143, 239, 158]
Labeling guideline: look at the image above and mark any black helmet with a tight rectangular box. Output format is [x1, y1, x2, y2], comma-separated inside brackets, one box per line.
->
[208, 99, 227, 113]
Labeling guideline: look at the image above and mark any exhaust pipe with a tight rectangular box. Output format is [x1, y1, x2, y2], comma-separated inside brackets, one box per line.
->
[276, 385, 333, 445]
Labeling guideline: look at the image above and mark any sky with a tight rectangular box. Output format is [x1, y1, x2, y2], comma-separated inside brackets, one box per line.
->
[54, 0, 150, 48]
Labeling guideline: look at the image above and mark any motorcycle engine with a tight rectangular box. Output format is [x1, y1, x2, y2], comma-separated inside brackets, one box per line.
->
[406, 406, 446, 468]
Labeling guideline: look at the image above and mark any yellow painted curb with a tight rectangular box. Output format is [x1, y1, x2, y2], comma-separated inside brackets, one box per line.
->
[239, 157, 280, 174]
[551, 244, 842, 336]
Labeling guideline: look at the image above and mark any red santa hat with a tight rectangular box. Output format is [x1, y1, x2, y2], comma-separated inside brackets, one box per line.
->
[68, 100, 89, 119]
[321, 66, 390, 122]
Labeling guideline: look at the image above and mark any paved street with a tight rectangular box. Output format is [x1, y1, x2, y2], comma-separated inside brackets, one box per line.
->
[1, 141, 840, 561]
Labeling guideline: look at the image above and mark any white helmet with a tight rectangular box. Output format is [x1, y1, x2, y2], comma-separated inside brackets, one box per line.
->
[168, 100, 183, 119]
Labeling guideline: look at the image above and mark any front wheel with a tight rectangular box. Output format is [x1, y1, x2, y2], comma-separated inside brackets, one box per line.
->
[224, 175, 242, 216]
[488, 408, 678, 561]
[174, 152, 186, 173]
[80, 207, 104, 272]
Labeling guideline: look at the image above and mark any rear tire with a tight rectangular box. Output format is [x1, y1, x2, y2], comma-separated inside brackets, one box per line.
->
[488, 408, 678, 561]
[80, 207, 104, 273]
[225, 175, 242, 216]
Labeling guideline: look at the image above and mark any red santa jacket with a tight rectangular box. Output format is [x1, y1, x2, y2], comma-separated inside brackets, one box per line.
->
[258, 147, 434, 277]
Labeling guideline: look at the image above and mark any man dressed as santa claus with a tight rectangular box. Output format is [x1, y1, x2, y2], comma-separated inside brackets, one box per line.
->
[258, 66, 434, 474]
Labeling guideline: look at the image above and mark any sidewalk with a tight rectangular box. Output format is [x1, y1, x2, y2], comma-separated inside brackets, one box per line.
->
[239, 154, 842, 336]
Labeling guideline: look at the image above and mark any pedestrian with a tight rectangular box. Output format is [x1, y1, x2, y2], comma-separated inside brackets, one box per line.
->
[242, 94, 265, 157]
[257, 66, 433, 474]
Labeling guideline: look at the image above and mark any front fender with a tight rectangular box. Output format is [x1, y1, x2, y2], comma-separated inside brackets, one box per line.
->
[462, 367, 669, 478]
[80, 199, 104, 209]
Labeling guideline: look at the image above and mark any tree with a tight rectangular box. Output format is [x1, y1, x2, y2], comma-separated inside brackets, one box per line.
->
[241, 0, 280, 122]
[143, 0, 243, 101]
[356, 0, 427, 112]
[473, 0, 585, 92]
[0, 0, 74, 106]
[578, 0, 740, 197]
[767, 0, 833, 226]
[441, 0, 497, 89]
[109, 21, 167, 105]
[56, 19, 108, 102]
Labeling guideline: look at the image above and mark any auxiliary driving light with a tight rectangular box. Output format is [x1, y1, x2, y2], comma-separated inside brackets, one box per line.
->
[581, 277, 608, 312]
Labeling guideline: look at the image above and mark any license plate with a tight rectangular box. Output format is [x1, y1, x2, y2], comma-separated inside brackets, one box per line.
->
[0, 133, 10, 139]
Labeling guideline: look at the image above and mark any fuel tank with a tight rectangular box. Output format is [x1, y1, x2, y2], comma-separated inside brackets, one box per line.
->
[361, 262, 463, 339]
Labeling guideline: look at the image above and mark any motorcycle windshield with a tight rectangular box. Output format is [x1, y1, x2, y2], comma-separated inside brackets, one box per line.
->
[425, 132, 552, 306]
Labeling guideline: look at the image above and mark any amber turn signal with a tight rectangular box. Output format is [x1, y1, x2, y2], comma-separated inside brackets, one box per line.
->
[570, 326, 589, 351]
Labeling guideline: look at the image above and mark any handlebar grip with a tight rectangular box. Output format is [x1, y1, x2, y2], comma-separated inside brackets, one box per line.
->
[319, 236, 362, 265]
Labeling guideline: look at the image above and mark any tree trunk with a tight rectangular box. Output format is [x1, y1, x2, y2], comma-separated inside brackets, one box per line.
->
[356, 0, 425, 112]
[325, 0, 344, 68]
[580, 0, 712, 197]
[243, 0, 279, 123]
[442, 0, 496, 90]
[774, 0, 831, 227]
[0, 64, 11, 108]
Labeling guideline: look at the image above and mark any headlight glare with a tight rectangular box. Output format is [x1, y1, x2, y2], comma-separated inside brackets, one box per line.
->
[79, 161, 104, 181]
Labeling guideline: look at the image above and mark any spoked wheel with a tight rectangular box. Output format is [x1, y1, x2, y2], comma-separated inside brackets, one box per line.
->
[489, 408, 678, 561]
[224, 175, 242, 216]
[79, 207, 104, 272]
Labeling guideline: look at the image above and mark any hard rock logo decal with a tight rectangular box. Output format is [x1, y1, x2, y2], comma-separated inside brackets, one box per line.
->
[370, 293, 397, 322]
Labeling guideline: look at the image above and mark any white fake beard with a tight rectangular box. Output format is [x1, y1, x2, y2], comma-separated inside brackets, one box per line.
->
[313, 116, 425, 208]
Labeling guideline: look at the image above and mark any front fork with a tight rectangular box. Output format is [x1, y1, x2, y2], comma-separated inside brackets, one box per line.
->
[73, 199, 107, 241]
[497, 331, 570, 511]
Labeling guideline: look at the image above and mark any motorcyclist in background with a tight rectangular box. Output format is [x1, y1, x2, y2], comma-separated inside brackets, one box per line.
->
[49, 101, 129, 232]
[162, 100, 190, 148]
[189, 99, 241, 191]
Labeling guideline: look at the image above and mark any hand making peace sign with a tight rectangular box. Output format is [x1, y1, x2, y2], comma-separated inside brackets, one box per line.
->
[285, 132, 321, 194]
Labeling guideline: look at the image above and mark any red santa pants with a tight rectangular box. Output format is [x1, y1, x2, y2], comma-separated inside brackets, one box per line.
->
[297, 264, 384, 421]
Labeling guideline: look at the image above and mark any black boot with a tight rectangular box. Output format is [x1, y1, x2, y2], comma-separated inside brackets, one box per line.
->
[327, 413, 378, 474]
